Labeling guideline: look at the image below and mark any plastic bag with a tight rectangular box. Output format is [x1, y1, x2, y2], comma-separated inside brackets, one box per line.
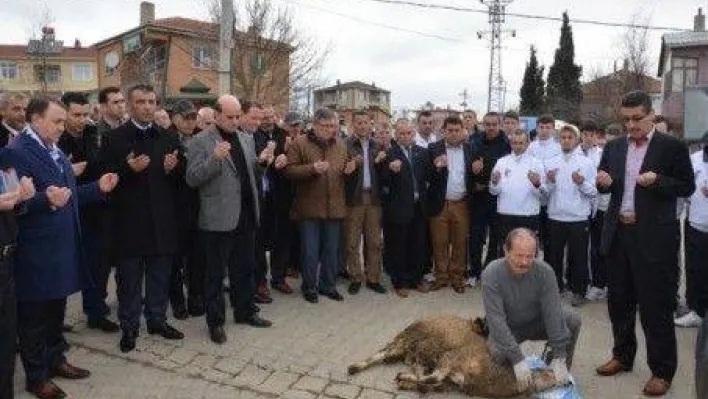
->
[525, 356, 584, 399]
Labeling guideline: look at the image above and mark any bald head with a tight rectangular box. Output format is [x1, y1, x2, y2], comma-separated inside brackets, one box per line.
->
[197, 106, 215, 131]
[215, 95, 242, 133]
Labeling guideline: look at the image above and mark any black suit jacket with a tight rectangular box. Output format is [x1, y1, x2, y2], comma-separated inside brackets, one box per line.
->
[426, 140, 475, 217]
[344, 135, 385, 206]
[101, 122, 185, 258]
[598, 132, 695, 255]
[254, 126, 294, 218]
[380, 141, 429, 224]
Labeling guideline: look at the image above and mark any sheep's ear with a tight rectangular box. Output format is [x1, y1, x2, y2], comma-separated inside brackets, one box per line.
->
[473, 317, 489, 338]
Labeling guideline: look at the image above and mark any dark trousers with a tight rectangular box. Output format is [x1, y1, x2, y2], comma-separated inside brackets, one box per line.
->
[0, 258, 15, 398]
[685, 225, 708, 312]
[254, 198, 273, 286]
[116, 256, 172, 333]
[539, 206, 551, 260]
[81, 228, 111, 319]
[468, 192, 500, 278]
[202, 229, 256, 327]
[589, 211, 607, 288]
[300, 219, 340, 295]
[498, 214, 539, 244]
[384, 203, 426, 289]
[17, 298, 67, 385]
[271, 218, 299, 283]
[169, 228, 203, 309]
[548, 219, 589, 295]
[608, 224, 678, 382]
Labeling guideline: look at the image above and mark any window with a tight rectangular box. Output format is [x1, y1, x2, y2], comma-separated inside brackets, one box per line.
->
[671, 57, 698, 92]
[251, 54, 266, 76]
[72, 63, 92, 82]
[0, 62, 17, 80]
[193, 46, 214, 69]
[34, 64, 61, 84]
[143, 45, 166, 74]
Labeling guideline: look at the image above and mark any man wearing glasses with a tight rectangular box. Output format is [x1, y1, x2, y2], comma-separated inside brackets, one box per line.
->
[595, 90, 694, 397]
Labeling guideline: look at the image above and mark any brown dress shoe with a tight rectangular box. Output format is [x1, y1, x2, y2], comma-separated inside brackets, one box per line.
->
[596, 358, 632, 376]
[431, 281, 448, 291]
[394, 288, 409, 298]
[643, 377, 670, 397]
[51, 362, 90, 379]
[26, 380, 67, 399]
[452, 285, 466, 294]
[416, 282, 430, 293]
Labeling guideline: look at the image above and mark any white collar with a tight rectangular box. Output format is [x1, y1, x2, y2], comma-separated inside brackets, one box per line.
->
[131, 119, 153, 131]
[25, 125, 59, 152]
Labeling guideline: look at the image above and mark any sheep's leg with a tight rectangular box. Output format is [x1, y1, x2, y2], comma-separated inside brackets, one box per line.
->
[348, 345, 403, 375]
[419, 365, 451, 385]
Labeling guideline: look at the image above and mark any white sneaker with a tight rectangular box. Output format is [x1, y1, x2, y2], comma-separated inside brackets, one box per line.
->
[466, 277, 478, 288]
[675, 311, 703, 328]
[585, 286, 606, 301]
[423, 273, 435, 283]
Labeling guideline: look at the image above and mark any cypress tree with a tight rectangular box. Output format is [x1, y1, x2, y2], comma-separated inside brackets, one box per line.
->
[546, 11, 583, 122]
[519, 45, 545, 116]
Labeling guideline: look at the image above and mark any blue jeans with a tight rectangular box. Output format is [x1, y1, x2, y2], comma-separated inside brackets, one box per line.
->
[697, 315, 708, 399]
[116, 256, 171, 332]
[299, 219, 340, 295]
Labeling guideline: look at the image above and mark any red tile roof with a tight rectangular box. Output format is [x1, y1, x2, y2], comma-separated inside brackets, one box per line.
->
[150, 17, 219, 37]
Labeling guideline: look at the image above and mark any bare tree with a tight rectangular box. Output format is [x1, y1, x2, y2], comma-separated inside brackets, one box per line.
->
[206, 0, 330, 109]
[619, 13, 653, 92]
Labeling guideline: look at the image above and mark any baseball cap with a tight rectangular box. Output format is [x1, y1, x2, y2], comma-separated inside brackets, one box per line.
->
[172, 100, 197, 117]
[283, 111, 303, 126]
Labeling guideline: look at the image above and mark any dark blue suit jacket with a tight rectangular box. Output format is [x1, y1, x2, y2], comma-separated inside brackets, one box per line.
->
[9, 132, 102, 302]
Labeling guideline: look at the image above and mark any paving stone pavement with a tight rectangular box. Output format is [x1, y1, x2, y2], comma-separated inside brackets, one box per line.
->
[12, 277, 697, 399]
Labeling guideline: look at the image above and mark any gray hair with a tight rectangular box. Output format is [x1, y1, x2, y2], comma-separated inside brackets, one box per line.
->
[0, 92, 28, 112]
[503, 228, 539, 252]
[313, 108, 336, 123]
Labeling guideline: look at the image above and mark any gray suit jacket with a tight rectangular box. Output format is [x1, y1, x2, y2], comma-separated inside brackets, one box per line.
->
[185, 127, 261, 232]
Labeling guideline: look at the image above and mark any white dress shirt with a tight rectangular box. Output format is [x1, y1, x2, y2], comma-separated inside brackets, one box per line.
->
[527, 137, 562, 206]
[2, 121, 20, 139]
[414, 131, 441, 149]
[545, 151, 598, 222]
[687, 151, 708, 233]
[445, 145, 466, 200]
[582, 145, 611, 214]
[489, 152, 545, 216]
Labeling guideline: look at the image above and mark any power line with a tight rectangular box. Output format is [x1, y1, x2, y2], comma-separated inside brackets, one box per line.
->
[340, 0, 688, 31]
[280, 0, 465, 42]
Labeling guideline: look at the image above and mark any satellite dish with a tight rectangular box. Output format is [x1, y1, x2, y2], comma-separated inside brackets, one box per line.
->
[105, 51, 119, 68]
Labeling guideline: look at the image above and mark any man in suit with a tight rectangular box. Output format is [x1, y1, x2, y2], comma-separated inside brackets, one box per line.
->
[0, 92, 28, 147]
[101, 84, 186, 353]
[427, 116, 474, 293]
[254, 105, 292, 294]
[595, 90, 695, 397]
[58, 92, 119, 333]
[186, 95, 272, 345]
[343, 110, 387, 295]
[11, 97, 118, 399]
[380, 118, 430, 297]
[0, 149, 35, 399]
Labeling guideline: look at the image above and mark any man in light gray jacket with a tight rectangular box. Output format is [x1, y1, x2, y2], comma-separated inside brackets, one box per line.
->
[185, 95, 273, 344]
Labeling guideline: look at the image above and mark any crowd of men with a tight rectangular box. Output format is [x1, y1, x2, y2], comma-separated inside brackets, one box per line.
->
[0, 86, 705, 399]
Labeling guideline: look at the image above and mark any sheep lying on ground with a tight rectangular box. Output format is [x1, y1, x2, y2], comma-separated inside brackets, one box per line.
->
[348, 315, 559, 398]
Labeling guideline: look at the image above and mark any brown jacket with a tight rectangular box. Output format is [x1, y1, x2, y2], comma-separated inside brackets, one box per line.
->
[285, 132, 348, 220]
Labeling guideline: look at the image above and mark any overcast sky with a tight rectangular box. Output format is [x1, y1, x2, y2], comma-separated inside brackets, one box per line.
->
[0, 0, 703, 112]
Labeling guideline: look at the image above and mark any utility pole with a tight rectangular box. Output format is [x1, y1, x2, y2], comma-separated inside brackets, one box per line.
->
[477, 0, 515, 113]
[218, 0, 234, 95]
[459, 88, 469, 110]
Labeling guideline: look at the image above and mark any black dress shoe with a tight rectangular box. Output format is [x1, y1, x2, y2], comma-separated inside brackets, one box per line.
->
[366, 282, 387, 294]
[251, 303, 261, 314]
[147, 323, 185, 340]
[209, 326, 227, 344]
[321, 290, 344, 301]
[187, 298, 205, 317]
[87, 316, 120, 333]
[172, 305, 189, 320]
[120, 331, 138, 353]
[348, 282, 361, 295]
[234, 314, 272, 328]
[303, 292, 318, 303]
[61, 324, 73, 333]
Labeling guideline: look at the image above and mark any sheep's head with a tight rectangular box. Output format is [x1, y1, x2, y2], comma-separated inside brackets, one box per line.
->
[471, 317, 489, 338]
[530, 369, 559, 393]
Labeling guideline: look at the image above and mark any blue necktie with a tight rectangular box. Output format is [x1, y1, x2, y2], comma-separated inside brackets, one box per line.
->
[49, 146, 63, 173]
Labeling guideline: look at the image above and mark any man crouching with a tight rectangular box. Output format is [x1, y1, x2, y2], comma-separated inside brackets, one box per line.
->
[482, 228, 581, 391]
